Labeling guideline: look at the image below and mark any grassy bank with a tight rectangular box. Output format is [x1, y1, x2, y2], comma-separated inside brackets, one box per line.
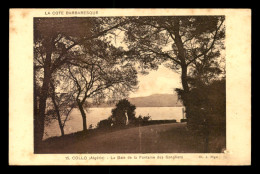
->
[37, 122, 225, 153]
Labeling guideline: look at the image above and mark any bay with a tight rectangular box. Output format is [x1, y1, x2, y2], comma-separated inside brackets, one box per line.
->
[43, 107, 185, 140]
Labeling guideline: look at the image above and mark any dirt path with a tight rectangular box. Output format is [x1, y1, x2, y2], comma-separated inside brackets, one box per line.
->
[43, 123, 205, 153]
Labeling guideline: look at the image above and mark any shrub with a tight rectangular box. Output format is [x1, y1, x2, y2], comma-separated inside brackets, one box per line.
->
[97, 116, 113, 130]
[135, 115, 151, 125]
[176, 78, 226, 129]
[111, 99, 136, 127]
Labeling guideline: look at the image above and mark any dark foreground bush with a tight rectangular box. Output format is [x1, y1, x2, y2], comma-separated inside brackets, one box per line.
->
[111, 99, 136, 127]
[133, 115, 151, 125]
[180, 119, 187, 123]
[97, 113, 177, 131]
[97, 117, 113, 130]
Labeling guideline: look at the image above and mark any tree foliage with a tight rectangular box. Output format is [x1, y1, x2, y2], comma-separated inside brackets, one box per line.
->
[33, 17, 134, 148]
[111, 99, 136, 127]
[122, 16, 225, 121]
[34, 16, 226, 149]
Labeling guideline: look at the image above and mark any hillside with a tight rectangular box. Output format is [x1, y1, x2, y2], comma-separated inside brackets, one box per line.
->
[128, 94, 182, 107]
[39, 122, 225, 153]
[90, 94, 183, 108]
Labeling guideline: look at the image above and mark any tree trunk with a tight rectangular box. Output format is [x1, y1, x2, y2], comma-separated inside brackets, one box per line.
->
[50, 83, 65, 136]
[78, 101, 87, 131]
[33, 67, 39, 151]
[173, 18, 189, 92]
[181, 63, 192, 126]
[181, 64, 189, 93]
[35, 39, 53, 151]
[173, 18, 191, 120]
[51, 97, 65, 136]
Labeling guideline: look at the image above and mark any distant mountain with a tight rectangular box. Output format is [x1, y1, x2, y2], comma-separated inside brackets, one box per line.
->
[128, 94, 183, 107]
[90, 94, 183, 108]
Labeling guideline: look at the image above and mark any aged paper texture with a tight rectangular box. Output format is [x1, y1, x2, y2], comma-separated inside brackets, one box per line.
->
[9, 8, 251, 165]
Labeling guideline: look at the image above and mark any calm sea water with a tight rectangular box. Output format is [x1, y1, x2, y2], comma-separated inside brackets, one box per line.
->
[43, 107, 185, 140]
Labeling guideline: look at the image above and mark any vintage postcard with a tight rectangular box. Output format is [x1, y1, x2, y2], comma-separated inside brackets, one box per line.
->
[9, 8, 251, 165]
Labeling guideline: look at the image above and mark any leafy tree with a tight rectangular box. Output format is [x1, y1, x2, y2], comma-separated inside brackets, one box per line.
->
[65, 39, 138, 131]
[175, 48, 225, 128]
[122, 16, 225, 122]
[34, 17, 129, 148]
[181, 77, 226, 152]
[49, 80, 76, 136]
[111, 99, 136, 127]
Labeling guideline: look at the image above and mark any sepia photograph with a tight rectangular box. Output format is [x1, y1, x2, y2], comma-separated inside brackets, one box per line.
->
[9, 9, 251, 165]
[33, 16, 226, 154]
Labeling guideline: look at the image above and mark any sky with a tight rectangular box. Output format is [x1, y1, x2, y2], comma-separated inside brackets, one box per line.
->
[106, 30, 182, 98]
[129, 65, 182, 98]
